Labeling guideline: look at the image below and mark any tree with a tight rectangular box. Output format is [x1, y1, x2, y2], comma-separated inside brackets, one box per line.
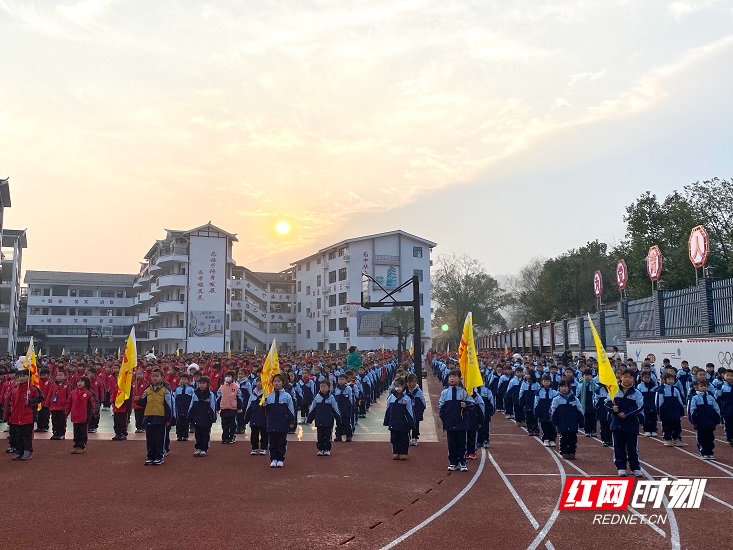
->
[431, 253, 510, 342]
[505, 256, 546, 325]
[684, 177, 733, 277]
[382, 306, 423, 333]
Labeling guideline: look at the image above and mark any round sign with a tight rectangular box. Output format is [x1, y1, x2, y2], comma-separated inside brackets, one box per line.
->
[647, 245, 662, 282]
[688, 225, 709, 269]
[616, 259, 628, 290]
[593, 270, 603, 298]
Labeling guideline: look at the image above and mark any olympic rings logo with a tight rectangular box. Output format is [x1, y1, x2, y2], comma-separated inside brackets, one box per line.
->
[719, 351, 733, 368]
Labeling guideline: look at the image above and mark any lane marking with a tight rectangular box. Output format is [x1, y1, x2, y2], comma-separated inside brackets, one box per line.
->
[526, 443, 566, 550]
[378, 448, 487, 550]
[681, 427, 729, 444]
[644, 436, 733, 477]
[640, 460, 733, 512]
[488, 452, 540, 529]
[545, 542, 556, 550]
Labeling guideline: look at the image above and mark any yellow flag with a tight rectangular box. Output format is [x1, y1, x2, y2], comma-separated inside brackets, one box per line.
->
[227, 343, 232, 359]
[199, 346, 204, 356]
[458, 313, 483, 392]
[504, 343, 510, 357]
[446, 342, 450, 354]
[115, 328, 137, 408]
[175, 348, 180, 357]
[26, 337, 41, 410]
[117, 347, 121, 358]
[61, 348, 66, 356]
[409, 339, 414, 356]
[259, 338, 280, 405]
[588, 314, 618, 400]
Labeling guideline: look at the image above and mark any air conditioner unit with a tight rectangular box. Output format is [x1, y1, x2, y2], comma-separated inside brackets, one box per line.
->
[343, 329, 350, 338]
[343, 255, 350, 262]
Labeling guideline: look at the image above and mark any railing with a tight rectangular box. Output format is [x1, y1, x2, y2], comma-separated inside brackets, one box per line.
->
[374, 254, 400, 263]
[712, 279, 733, 333]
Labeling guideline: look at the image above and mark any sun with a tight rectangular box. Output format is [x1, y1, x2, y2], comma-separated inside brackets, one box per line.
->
[275, 221, 291, 235]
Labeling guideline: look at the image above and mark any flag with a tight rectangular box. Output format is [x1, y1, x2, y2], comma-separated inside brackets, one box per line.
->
[227, 343, 231, 359]
[457, 312, 483, 392]
[259, 339, 280, 405]
[409, 339, 414, 356]
[588, 314, 618, 400]
[94, 347, 99, 355]
[446, 342, 450, 354]
[117, 347, 121, 358]
[26, 338, 40, 410]
[504, 344, 510, 357]
[175, 348, 180, 357]
[199, 346, 204, 356]
[61, 348, 66, 356]
[115, 328, 137, 408]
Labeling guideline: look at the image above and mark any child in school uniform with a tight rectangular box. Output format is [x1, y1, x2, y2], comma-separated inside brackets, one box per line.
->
[48, 369, 71, 440]
[594, 383, 613, 447]
[476, 378, 496, 449]
[577, 369, 597, 437]
[657, 372, 686, 447]
[497, 366, 512, 416]
[235, 368, 251, 434]
[6, 370, 44, 461]
[606, 369, 644, 476]
[188, 376, 217, 456]
[333, 373, 353, 442]
[406, 373, 426, 446]
[637, 371, 659, 437]
[519, 369, 540, 436]
[439, 369, 474, 472]
[689, 379, 721, 460]
[550, 379, 584, 460]
[66, 376, 98, 455]
[715, 369, 733, 446]
[110, 380, 130, 441]
[297, 370, 316, 424]
[508, 367, 524, 427]
[217, 370, 243, 444]
[131, 370, 148, 434]
[264, 373, 296, 468]
[535, 375, 558, 447]
[306, 379, 341, 456]
[35, 368, 53, 433]
[174, 373, 195, 441]
[466, 387, 485, 460]
[244, 378, 268, 455]
[383, 377, 415, 461]
[135, 368, 174, 465]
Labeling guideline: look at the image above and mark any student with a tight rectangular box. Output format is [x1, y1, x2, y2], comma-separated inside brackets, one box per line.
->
[85, 368, 105, 434]
[243, 378, 268, 455]
[466, 386, 485, 460]
[306, 379, 341, 456]
[383, 377, 415, 461]
[135, 368, 174, 466]
[333, 373, 353, 442]
[7, 369, 44, 461]
[689, 379, 721, 460]
[110, 379, 130, 441]
[637, 371, 659, 437]
[657, 372, 686, 447]
[131, 370, 149, 434]
[508, 367, 525, 427]
[594, 383, 613, 447]
[35, 368, 53, 433]
[406, 373, 426, 446]
[476, 378, 496, 449]
[519, 369, 540, 436]
[47, 369, 72, 440]
[606, 369, 644, 476]
[235, 369, 251, 434]
[264, 373, 296, 468]
[677, 361, 693, 399]
[438, 369, 474, 472]
[550, 380, 584, 460]
[66, 376, 98, 455]
[187, 375, 217, 457]
[535, 375, 558, 447]
[577, 369, 597, 437]
[548, 364, 561, 390]
[497, 367, 512, 416]
[716, 369, 733, 446]
[217, 370, 243, 444]
[174, 374, 195, 441]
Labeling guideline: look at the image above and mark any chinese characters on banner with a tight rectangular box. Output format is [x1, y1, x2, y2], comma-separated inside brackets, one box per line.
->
[187, 236, 227, 352]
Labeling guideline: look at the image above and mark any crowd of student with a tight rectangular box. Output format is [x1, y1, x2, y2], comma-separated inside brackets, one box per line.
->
[0, 347, 415, 466]
[432, 352, 732, 476]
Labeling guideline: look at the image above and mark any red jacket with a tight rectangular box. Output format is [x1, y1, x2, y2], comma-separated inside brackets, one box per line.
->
[38, 377, 54, 408]
[110, 385, 129, 413]
[89, 378, 105, 403]
[131, 380, 149, 410]
[66, 388, 97, 424]
[8, 383, 44, 425]
[46, 380, 72, 411]
[209, 370, 222, 392]
[166, 373, 180, 391]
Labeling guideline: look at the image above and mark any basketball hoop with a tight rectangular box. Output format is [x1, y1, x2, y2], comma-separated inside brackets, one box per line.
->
[346, 302, 361, 318]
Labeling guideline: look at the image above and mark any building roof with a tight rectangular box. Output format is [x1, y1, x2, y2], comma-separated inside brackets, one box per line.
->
[24, 270, 137, 286]
[145, 222, 238, 259]
[2, 228, 27, 248]
[0, 178, 10, 208]
[290, 230, 437, 266]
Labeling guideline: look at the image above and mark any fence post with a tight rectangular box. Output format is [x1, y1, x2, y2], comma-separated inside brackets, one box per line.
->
[578, 316, 586, 353]
[653, 289, 665, 337]
[698, 277, 715, 333]
[619, 298, 630, 343]
[599, 311, 607, 346]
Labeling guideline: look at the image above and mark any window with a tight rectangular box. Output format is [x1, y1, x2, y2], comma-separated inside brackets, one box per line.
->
[413, 246, 423, 258]
[306, 329, 311, 338]
[338, 247, 346, 257]
[328, 295, 336, 307]
[117, 291, 124, 298]
[330, 343, 338, 351]
[68, 308, 76, 316]
[78, 309, 92, 316]
[316, 298, 321, 309]
[101, 291, 115, 298]
[306, 286, 311, 296]
[316, 321, 321, 332]
[328, 270, 336, 284]
[69, 289, 77, 297]
[43, 288, 51, 296]
[306, 262, 311, 272]
[328, 251, 336, 260]
[79, 290, 94, 297]
[298, 323, 302, 335]
[297, 302, 302, 313]
[413, 269, 423, 282]
[316, 275, 322, 287]
[232, 310, 242, 321]
[316, 257, 321, 265]
[298, 281, 302, 292]
[306, 308, 311, 317]
[298, 265, 302, 272]
[329, 318, 337, 331]
[339, 317, 347, 330]
[338, 292, 347, 305]
[338, 268, 347, 281]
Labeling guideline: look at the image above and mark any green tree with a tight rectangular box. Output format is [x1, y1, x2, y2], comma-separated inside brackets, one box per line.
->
[432, 253, 510, 342]
[684, 177, 733, 277]
[382, 306, 423, 333]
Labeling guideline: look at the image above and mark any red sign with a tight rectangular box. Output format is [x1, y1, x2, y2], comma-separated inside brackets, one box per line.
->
[647, 245, 662, 282]
[688, 225, 709, 268]
[559, 477, 634, 511]
[616, 259, 628, 290]
[593, 270, 603, 298]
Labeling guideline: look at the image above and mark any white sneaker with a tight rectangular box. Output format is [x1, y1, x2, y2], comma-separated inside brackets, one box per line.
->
[259, 449, 267, 455]
[618, 470, 628, 476]
[409, 438, 418, 446]
[543, 441, 549, 447]
[324, 450, 331, 456]
[270, 460, 277, 468]
[251, 449, 258, 455]
[460, 464, 468, 472]
[194, 450, 202, 456]
[663, 440, 674, 446]
[317, 450, 324, 456]
[644, 432, 651, 437]
[200, 451, 207, 456]
[549, 441, 556, 447]
[276, 460, 284, 468]
[632, 470, 643, 477]
[651, 432, 657, 437]
[673, 440, 684, 447]
[448, 464, 458, 471]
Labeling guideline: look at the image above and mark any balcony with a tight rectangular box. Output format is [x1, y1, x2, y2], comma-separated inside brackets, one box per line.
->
[374, 254, 400, 265]
[150, 280, 160, 294]
[26, 315, 136, 327]
[28, 296, 135, 308]
[137, 311, 149, 323]
[157, 274, 187, 289]
[137, 292, 151, 303]
[153, 327, 186, 340]
[228, 279, 244, 289]
[155, 247, 188, 265]
[156, 300, 187, 314]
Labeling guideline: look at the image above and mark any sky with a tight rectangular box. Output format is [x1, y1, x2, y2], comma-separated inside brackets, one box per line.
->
[1, 0, 732, 281]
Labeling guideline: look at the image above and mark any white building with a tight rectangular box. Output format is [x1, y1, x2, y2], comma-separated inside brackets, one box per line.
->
[0, 178, 27, 355]
[291, 230, 436, 352]
[25, 271, 136, 355]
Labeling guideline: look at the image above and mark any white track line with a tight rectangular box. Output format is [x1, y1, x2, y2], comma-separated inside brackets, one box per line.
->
[681, 427, 729, 444]
[526, 444, 567, 550]
[378, 448, 487, 550]
[488, 451, 540, 529]
[640, 460, 733, 512]
[545, 542, 556, 550]
[644, 436, 733, 477]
